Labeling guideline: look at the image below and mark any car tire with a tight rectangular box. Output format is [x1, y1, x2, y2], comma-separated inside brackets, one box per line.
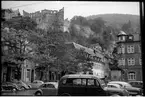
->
[111, 94, 120, 97]
[35, 92, 42, 96]
[61, 93, 71, 96]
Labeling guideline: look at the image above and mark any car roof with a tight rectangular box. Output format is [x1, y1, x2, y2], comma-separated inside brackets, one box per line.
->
[109, 81, 128, 84]
[61, 74, 99, 79]
[129, 81, 143, 83]
[43, 82, 58, 88]
[44, 82, 58, 85]
[107, 83, 121, 87]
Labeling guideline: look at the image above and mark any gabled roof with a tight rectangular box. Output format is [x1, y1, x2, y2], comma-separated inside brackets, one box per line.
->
[118, 31, 127, 36]
[65, 42, 104, 58]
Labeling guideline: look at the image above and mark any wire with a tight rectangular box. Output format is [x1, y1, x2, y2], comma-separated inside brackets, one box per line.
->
[8, 1, 47, 9]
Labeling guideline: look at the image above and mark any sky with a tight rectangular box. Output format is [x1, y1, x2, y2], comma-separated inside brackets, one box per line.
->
[2, 1, 140, 20]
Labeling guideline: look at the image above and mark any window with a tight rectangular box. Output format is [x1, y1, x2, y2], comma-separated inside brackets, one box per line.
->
[138, 44, 141, 53]
[127, 45, 134, 53]
[128, 72, 136, 80]
[118, 47, 121, 54]
[129, 36, 133, 40]
[82, 79, 87, 85]
[122, 58, 125, 65]
[139, 58, 142, 65]
[118, 59, 121, 65]
[46, 84, 55, 88]
[119, 36, 125, 41]
[73, 79, 81, 85]
[118, 58, 125, 66]
[128, 58, 135, 65]
[87, 79, 95, 86]
[121, 45, 125, 54]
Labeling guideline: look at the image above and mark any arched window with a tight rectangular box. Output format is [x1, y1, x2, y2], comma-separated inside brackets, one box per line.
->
[128, 72, 136, 80]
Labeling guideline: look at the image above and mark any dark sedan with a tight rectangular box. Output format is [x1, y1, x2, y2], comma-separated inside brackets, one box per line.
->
[57, 74, 129, 96]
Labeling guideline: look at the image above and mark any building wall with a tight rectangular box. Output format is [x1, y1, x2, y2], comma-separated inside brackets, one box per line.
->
[117, 34, 142, 81]
[21, 60, 35, 82]
[111, 70, 122, 81]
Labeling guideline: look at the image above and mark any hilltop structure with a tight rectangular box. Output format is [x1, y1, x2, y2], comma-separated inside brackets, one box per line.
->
[23, 7, 64, 31]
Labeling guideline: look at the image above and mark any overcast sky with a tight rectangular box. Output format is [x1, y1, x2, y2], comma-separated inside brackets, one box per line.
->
[2, 1, 140, 20]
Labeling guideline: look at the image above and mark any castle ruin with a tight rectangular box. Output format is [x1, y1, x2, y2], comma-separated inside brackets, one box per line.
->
[23, 7, 64, 31]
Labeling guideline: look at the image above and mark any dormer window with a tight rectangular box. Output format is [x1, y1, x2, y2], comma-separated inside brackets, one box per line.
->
[119, 36, 126, 41]
[129, 36, 133, 40]
[127, 35, 133, 41]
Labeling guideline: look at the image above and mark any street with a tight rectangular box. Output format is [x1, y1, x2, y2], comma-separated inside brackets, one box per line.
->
[2, 89, 36, 96]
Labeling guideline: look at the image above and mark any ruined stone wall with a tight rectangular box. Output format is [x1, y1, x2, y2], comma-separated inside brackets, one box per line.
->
[23, 7, 64, 31]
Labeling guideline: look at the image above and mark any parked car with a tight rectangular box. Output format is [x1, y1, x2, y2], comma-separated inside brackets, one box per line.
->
[1, 84, 17, 95]
[34, 82, 58, 96]
[129, 81, 143, 89]
[13, 80, 31, 90]
[30, 80, 44, 89]
[57, 74, 129, 96]
[108, 81, 143, 96]
[2, 82, 20, 91]
[106, 83, 122, 89]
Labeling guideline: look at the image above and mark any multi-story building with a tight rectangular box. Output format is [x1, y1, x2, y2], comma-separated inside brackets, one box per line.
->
[116, 31, 142, 81]
[65, 42, 110, 79]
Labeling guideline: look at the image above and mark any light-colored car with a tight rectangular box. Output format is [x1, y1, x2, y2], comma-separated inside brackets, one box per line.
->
[106, 83, 122, 89]
[34, 82, 58, 96]
[129, 81, 143, 89]
[13, 80, 30, 90]
[108, 81, 143, 96]
[30, 80, 44, 89]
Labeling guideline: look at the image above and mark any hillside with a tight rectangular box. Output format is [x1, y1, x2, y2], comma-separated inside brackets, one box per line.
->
[86, 14, 140, 30]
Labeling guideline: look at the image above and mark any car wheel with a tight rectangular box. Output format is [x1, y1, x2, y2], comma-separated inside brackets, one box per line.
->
[35, 92, 42, 96]
[111, 94, 120, 97]
[61, 93, 71, 96]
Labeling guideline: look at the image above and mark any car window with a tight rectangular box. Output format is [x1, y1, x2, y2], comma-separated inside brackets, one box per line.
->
[82, 79, 87, 86]
[87, 79, 95, 86]
[46, 84, 55, 88]
[124, 83, 132, 87]
[107, 85, 112, 88]
[62, 78, 87, 86]
[33, 81, 37, 83]
[73, 79, 81, 86]
[112, 85, 117, 88]
[39, 84, 46, 88]
[62, 79, 67, 85]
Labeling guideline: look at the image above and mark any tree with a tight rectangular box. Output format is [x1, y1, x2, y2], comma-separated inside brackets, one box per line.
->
[122, 20, 133, 33]
[88, 17, 106, 34]
[1, 16, 37, 80]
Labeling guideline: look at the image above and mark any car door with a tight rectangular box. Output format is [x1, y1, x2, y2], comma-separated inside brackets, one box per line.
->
[72, 78, 86, 96]
[31, 81, 37, 88]
[37, 81, 43, 88]
[43, 84, 57, 96]
[86, 78, 106, 96]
